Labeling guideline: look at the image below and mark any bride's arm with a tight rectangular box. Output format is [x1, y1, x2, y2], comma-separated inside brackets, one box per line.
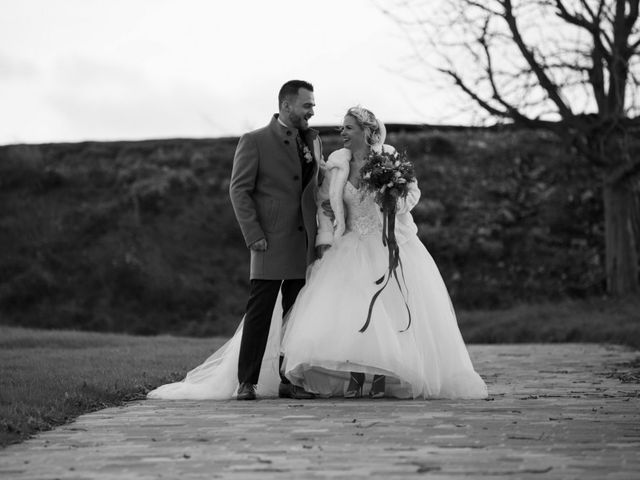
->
[316, 167, 334, 246]
[325, 150, 350, 238]
[380, 144, 421, 214]
[396, 180, 421, 214]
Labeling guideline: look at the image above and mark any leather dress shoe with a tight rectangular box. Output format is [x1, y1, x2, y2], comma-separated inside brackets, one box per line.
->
[278, 382, 315, 399]
[236, 382, 256, 400]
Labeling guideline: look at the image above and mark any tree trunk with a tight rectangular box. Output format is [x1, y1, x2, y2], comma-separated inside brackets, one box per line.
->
[603, 177, 639, 295]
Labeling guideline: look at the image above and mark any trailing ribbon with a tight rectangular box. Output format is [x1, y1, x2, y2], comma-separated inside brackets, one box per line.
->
[360, 197, 412, 333]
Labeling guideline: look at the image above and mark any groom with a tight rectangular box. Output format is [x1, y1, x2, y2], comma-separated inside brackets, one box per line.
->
[229, 80, 326, 400]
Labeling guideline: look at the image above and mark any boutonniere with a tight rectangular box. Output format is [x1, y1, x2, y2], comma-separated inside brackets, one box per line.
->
[302, 144, 313, 163]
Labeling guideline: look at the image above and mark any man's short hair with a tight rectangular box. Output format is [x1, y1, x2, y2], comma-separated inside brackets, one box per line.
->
[278, 80, 314, 108]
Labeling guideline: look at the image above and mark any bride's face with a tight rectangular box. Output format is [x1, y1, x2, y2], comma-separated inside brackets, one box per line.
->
[341, 115, 366, 151]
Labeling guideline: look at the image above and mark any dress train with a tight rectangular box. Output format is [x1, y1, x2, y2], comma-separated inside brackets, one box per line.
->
[146, 303, 283, 400]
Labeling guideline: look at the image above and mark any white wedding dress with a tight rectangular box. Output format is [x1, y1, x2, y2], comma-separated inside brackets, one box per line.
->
[147, 308, 284, 399]
[281, 181, 487, 399]
[148, 180, 487, 401]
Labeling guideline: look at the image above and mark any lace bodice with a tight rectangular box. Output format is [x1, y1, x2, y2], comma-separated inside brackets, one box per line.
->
[344, 181, 382, 236]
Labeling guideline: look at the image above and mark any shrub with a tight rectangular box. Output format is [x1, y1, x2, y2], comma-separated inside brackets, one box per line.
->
[0, 130, 620, 335]
[0, 145, 44, 189]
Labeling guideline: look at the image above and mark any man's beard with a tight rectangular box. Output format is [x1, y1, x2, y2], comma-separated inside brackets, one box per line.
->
[289, 112, 308, 131]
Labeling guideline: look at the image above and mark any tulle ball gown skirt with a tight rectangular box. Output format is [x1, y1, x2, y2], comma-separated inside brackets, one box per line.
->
[281, 230, 488, 400]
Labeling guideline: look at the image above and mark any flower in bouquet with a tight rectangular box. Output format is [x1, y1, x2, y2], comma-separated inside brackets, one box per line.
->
[358, 149, 416, 333]
[359, 149, 415, 208]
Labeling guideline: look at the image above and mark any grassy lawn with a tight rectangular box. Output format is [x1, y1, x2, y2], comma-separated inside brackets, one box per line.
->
[1, 295, 638, 448]
[457, 296, 640, 348]
[0, 327, 224, 447]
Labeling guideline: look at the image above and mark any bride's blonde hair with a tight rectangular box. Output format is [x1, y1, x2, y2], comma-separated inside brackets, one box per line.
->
[346, 106, 386, 150]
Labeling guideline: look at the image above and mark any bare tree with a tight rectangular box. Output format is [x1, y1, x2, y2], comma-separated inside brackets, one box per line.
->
[383, 0, 640, 295]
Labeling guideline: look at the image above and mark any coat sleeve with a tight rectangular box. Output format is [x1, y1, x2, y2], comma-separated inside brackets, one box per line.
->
[229, 134, 264, 247]
[381, 144, 420, 214]
[326, 149, 350, 238]
[396, 180, 421, 214]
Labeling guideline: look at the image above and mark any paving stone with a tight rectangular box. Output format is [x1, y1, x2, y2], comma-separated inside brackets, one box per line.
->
[0, 344, 639, 479]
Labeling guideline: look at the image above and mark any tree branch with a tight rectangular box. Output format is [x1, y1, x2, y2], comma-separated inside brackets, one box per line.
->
[625, 0, 639, 39]
[438, 66, 560, 129]
[438, 67, 511, 118]
[578, 0, 597, 20]
[502, 0, 574, 119]
[478, 19, 520, 114]
[591, 43, 608, 112]
[555, 0, 594, 30]
[460, 0, 502, 16]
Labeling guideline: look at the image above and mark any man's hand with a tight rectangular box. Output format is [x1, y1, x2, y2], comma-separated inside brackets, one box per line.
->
[316, 244, 331, 259]
[249, 238, 268, 251]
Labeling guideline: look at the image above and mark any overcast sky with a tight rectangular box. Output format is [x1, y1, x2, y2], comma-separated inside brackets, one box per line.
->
[0, 0, 460, 145]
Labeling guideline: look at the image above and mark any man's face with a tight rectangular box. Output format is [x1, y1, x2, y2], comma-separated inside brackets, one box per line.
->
[284, 88, 315, 130]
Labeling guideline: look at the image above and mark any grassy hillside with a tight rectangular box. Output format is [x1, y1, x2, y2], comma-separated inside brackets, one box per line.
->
[0, 127, 622, 336]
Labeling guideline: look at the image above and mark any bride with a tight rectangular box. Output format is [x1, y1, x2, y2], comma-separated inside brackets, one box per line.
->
[147, 106, 487, 401]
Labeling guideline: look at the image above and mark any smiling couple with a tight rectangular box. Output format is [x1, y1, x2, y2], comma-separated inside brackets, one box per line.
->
[147, 80, 487, 402]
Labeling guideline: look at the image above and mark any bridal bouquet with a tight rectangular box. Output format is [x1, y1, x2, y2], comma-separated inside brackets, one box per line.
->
[358, 149, 416, 333]
[359, 149, 416, 206]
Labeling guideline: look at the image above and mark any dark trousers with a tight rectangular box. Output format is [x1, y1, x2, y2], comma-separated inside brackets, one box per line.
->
[237, 278, 305, 385]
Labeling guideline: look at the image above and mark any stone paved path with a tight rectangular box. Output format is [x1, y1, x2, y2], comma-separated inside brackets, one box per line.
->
[1, 344, 639, 479]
